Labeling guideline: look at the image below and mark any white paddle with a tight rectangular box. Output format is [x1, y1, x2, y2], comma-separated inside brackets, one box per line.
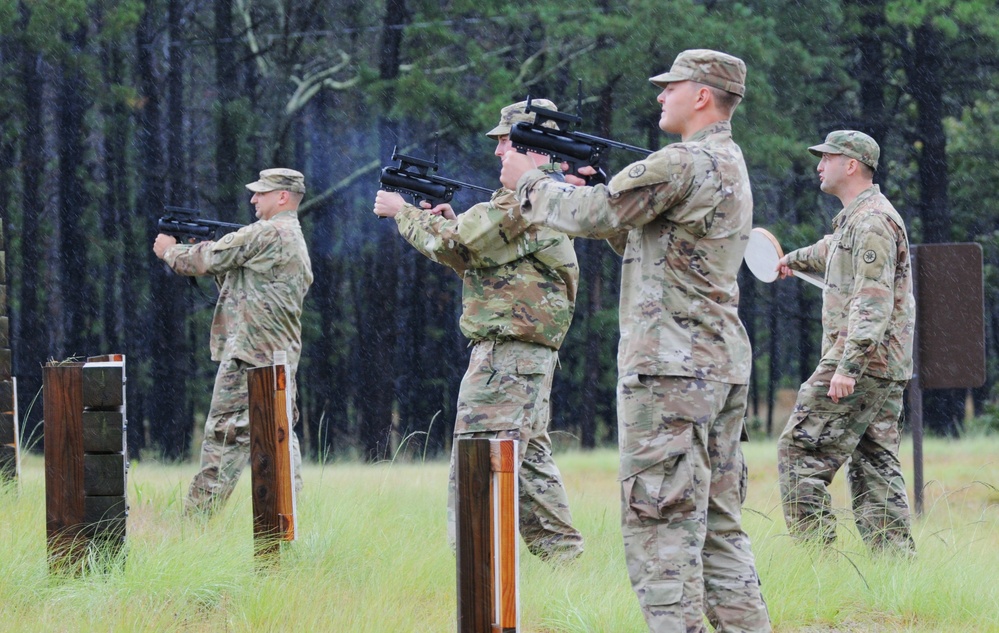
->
[745, 227, 826, 290]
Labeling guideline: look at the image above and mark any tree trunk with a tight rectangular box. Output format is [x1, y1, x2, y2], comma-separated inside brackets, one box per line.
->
[56, 22, 93, 358]
[14, 3, 47, 450]
[302, 89, 344, 460]
[135, 0, 168, 457]
[213, 0, 245, 221]
[356, 0, 408, 461]
[907, 24, 963, 436]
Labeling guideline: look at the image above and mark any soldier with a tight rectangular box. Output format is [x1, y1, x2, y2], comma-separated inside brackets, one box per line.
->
[153, 168, 314, 516]
[371, 100, 584, 562]
[500, 50, 771, 632]
[775, 131, 916, 554]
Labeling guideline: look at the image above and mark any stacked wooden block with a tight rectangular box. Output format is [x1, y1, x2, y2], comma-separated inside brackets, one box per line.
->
[0, 219, 16, 482]
[44, 355, 127, 569]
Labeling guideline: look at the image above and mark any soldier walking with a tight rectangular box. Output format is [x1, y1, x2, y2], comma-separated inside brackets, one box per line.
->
[776, 131, 916, 554]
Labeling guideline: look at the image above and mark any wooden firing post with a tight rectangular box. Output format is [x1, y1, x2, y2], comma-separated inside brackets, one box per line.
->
[456, 438, 520, 633]
[0, 218, 17, 484]
[43, 355, 128, 572]
[247, 351, 296, 557]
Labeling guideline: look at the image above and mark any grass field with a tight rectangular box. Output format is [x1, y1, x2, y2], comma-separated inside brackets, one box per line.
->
[1, 437, 997, 632]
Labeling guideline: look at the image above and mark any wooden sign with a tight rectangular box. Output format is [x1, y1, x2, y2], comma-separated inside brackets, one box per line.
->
[44, 356, 127, 571]
[247, 353, 297, 557]
[456, 438, 519, 633]
[912, 244, 986, 389]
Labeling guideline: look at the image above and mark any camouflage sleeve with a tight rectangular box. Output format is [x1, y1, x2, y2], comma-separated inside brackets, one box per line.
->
[785, 235, 832, 274]
[838, 220, 897, 378]
[516, 148, 694, 239]
[396, 189, 554, 272]
[163, 223, 274, 276]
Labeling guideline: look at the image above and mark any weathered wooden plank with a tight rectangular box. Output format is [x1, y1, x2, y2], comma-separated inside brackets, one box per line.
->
[0, 284, 6, 313]
[83, 453, 126, 496]
[0, 444, 16, 480]
[248, 364, 295, 557]
[0, 412, 14, 445]
[43, 363, 86, 563]
[0, 349, 10, 382]
[0, 380, 12, 412]
[0, 316, 8, 348]
[81, 366, 124, 409]
[0, 251, 5, 284]
[83, 495, 127, 540]
[82, 410, 125, 454]
[457, 438, 493, 633]
[0, 377, 16, 483]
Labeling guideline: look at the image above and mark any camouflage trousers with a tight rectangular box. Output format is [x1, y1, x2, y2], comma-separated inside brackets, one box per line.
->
[777, 367, 914, 553]
[185, 358, 303, 515]
[446, 339, 583, 561]
[618, 375, 771, 633]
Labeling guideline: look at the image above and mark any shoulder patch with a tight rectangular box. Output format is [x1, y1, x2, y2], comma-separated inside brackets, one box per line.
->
[210, 230, 247, 252]
[863, 250, 876, 264]
[608, 147, 691, 195]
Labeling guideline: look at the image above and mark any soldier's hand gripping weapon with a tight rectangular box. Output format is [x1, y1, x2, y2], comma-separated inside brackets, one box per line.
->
[157, 206, 244, 243]
[509, 86, 653, 186]
[379, 144, 493, 207]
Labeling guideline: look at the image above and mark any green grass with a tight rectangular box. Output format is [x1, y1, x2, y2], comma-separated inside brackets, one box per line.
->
[0, 437, 997, 632]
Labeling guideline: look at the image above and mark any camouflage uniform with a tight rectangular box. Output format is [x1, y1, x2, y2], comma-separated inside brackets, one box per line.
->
[514, 50, 770, 632]
[394, 114, 584, 559]
[779, 132, 915, 553]
[164, 168, 314, 515]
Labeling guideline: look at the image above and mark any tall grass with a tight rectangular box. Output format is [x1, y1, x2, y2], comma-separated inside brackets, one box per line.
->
[0, 437, 996, 632]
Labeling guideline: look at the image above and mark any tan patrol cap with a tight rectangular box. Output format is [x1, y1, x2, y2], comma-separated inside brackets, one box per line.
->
[245, 168, 306, 194]
[649, 49, 747, 97]
[485, 99, 560, 139]
[808, 130, 880, 171]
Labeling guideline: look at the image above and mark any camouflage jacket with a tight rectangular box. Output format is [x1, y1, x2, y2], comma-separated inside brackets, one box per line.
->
[163, 210, 314, 368]
[515, 121, 752, 383]
[395, 187, 578, 350]
[785, 185, 914, 381]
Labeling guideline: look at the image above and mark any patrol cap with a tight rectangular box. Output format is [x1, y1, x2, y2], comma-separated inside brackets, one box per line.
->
[486, 99, 560, 139]
[245, 168, 307, 194]
[808, 130, 880, 171]
[649, 49, 747, 97]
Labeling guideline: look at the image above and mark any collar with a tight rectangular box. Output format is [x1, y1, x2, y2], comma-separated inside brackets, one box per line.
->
[832, 184, 879, 229]
[685, 120, 733, 144]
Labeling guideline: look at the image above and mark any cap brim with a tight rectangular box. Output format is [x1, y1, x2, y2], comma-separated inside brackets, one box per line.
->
[807, 143, 840, 158]
[649, 71, 686, 88]
[485, 124, 510, 139]
[245, 182, 278, 192]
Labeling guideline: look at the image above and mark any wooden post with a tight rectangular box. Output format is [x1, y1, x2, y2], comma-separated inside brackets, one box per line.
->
[44, 362, 86, 570]
[247, 352, 296, 558]
[490, 439, 519, 632]
[0, 217, 16, 484]
[0, 377, 18, 483]
[456, 438, 519, 633]
[44, 355, 127, 572]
